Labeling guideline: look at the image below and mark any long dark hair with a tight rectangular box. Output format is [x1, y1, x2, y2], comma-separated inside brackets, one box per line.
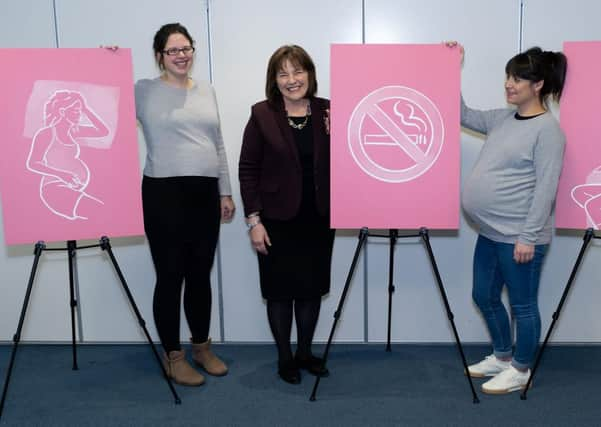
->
[505, 47, 568, 103]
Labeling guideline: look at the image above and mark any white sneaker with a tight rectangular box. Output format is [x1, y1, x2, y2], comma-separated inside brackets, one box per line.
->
[466, 354, 511, 378]
[482, 366, 531, 395]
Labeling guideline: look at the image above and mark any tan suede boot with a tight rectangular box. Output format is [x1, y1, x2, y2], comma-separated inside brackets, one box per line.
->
[191, 338, 228, 376]
[163, 350, 205, 386]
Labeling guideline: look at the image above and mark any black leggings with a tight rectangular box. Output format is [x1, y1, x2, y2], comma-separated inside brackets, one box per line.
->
[142, 176, 220, 353]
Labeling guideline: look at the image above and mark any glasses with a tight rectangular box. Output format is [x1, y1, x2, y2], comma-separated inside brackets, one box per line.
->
[162, 46, 195, 56]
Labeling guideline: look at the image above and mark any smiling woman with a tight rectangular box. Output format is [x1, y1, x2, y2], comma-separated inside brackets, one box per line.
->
[451, 43, 568, 395]
[155, 31, 195, 87]
[135, 22, 234, 387]
[276, 61, 309, 106]
[239, 45, 335, 385]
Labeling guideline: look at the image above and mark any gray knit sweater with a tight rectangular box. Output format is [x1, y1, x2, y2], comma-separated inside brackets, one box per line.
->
[461, 98, 565, 245]
[135, 78, 232, 195]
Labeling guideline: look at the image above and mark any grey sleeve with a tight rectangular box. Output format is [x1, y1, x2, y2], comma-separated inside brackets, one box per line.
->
[211, 87, 232, 196]
[460, 95, 509, 135]
[134, 80, 144, 121]
[519, 125, 566, 244]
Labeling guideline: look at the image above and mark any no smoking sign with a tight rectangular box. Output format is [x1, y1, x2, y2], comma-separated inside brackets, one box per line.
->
[347, 85, 444, 183]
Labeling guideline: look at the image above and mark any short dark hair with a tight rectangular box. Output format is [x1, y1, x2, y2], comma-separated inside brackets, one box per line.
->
[505, 47, 568, 103]
[265, 45, 318, 104]
[152, 23, 195, 70]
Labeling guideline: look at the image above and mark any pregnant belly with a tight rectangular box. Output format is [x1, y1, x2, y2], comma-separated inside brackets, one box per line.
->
[46, 156, 90, 187]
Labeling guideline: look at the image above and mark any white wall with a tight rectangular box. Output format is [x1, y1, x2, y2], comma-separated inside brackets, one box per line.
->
[0, 0, 599, 344]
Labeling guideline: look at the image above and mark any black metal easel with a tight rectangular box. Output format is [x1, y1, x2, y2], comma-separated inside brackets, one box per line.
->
[0, 236, 181, 420]
[521, 228, 598, 400]
[309, 227, 480, 403]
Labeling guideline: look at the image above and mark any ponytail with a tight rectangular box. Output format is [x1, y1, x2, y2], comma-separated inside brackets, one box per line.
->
[541, 50, 567, 102]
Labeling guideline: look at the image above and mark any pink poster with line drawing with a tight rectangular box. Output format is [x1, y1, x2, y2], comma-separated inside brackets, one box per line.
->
[330, 44, 460, 229]
[556, 42, 601, 230]
[0, 48, 144, 245]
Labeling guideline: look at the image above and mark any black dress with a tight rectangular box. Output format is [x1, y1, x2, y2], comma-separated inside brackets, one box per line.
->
[258, 115, 335, 300]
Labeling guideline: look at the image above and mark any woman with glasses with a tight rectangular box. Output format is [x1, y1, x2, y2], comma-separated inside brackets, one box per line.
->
[239, 45, 335, 384]
[135, 22, 234, 386]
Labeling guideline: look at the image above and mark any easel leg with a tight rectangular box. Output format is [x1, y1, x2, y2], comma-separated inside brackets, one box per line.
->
[0, 242, 46, 420]
[310, 227, 369, 402]
[386, 229, 398, 352]
[520, 228, 595, 400]
[67, 240, 79, 371]
[420, 228, 480, 404]
[99, 237, 181, 404]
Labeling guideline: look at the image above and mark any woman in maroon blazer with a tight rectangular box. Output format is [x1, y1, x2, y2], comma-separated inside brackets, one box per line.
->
[239, 45, 335, 384]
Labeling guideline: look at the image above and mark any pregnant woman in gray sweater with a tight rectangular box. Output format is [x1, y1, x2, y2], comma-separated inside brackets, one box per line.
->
[452, 43, 567, 395]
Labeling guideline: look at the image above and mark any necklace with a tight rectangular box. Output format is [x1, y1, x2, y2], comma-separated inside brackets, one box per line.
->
[287, 103, 311, 130]
[288, 115, 309, 130]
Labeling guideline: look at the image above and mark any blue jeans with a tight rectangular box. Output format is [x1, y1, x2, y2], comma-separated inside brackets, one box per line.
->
[472, 235, 548, 370]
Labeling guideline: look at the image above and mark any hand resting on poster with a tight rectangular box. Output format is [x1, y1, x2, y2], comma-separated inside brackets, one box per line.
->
[444, 40, 464, 64]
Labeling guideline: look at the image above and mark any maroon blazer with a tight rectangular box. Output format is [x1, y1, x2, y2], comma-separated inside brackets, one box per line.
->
[239, 96, 330, 220]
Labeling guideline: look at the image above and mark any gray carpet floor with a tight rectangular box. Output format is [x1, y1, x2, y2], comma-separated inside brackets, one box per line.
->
[0, 343, 599, 426]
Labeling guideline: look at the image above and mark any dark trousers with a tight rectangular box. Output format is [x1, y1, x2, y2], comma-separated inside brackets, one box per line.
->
[142, 176, 220, 353]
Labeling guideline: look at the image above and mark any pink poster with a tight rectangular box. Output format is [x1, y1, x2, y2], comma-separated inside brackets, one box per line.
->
[330, 44, 460, 229]
[556, 42, 601, 230]
[0, 49, 144, 245]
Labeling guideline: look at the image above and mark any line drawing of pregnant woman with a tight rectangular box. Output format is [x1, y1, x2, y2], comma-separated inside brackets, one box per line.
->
[26, 90, 109, 220]
[571, 165, 601, 229]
